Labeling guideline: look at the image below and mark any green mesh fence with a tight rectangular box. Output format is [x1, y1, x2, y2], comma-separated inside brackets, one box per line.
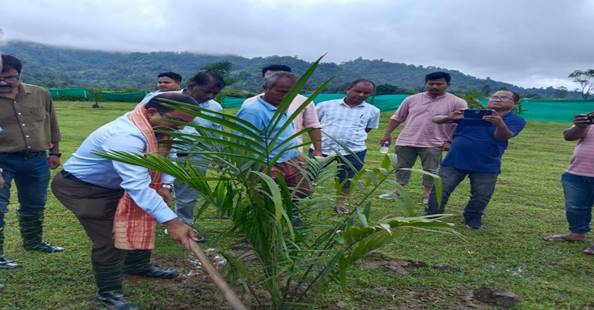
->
[49, 88, 90, 99]
[302, 95, 594, 123]
[221, 97, 247, 109]
[100, 91, 148, 102]
[516, 99, 594, 122]
[49, 88, 148, 102]
[221, 94, 410, 112]
[49, 88, 594, 123]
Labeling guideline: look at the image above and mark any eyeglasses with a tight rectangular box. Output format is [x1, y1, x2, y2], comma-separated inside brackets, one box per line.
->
[489, 95, 513, 101]
[0, 75, 20, 83]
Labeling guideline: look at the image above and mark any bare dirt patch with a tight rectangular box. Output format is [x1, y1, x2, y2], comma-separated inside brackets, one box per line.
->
[355, 251, 458, 275]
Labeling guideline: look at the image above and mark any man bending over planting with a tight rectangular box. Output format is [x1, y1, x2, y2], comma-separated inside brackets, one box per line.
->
[52, 93, 199, 309]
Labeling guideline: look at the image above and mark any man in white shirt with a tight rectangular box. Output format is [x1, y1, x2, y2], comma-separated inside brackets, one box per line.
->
[316, 79, 380, 214]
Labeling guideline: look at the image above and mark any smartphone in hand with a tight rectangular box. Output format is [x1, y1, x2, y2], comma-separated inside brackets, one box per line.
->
[575, 113, 594, 124]
[463, 109, 493, 120]
[461, 109, 493, 127]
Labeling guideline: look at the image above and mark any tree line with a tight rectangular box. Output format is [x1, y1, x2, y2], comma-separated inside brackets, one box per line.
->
[2, 40, 587, 99]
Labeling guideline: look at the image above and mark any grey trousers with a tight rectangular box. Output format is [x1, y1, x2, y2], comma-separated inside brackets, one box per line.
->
[174, 155, 209, 225]
[395, 146, 442, 188]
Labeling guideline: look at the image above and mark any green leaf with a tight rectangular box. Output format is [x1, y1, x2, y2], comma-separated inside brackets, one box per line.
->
[251, 171, 284, 222]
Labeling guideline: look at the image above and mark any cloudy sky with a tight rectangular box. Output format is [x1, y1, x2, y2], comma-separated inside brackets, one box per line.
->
[1, 0, 593, 88]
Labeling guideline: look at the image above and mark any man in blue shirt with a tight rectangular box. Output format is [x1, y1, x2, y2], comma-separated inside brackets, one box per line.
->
[426, 90, 526, 229]
[51, 93, 200, 309]
[237, 71, 300, 164]
[236, 72, 311, 224]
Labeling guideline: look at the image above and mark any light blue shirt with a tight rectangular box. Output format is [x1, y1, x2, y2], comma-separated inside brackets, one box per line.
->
[236, 96, 299, 163]
[316, 98, 381, 155]
[178, 99, 223, 137]
[63, 113, 177, 223]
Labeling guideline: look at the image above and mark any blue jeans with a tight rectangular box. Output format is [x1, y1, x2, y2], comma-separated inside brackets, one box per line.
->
[336, 150, 367, 189]
[427, 166, 498, 221]
[0, 152, 50, 228]
[562, 172, 594, 233]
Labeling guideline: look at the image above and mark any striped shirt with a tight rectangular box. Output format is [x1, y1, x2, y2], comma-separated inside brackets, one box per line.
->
[316, 98, 380, 155]
[567, 125, 594, 177]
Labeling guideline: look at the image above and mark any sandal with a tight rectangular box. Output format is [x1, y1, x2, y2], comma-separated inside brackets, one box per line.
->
[193, 230, 207, 243]
[583, 245, 594, 255]
[334, 206, 350, 215]
[542, 233, 586, 242]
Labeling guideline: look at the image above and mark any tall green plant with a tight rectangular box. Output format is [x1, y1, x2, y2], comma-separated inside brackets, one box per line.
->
[100, 57, 455, 308]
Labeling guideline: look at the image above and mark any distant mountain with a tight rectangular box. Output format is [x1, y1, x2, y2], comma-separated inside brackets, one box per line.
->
[0, 40, 577, 98]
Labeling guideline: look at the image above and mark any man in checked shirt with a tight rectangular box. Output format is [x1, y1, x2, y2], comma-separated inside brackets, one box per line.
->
[316, 79, 380, 214]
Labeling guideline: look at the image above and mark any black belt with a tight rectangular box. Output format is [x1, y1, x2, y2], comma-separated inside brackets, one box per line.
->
[60, 170, 121, 191]
[61, 170, 84, 183]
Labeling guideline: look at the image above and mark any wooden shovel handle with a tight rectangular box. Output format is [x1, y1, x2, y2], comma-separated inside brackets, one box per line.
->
[188, 240, 248, 310]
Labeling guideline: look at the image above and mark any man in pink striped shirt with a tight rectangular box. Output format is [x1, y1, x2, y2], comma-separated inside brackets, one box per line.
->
[544, 112, 594, 254]
[380, 72, 467, 203]
[243, 65, 323, 155]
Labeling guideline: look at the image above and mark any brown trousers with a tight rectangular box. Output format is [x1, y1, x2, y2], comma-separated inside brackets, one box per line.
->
[51, 171, 125, 263]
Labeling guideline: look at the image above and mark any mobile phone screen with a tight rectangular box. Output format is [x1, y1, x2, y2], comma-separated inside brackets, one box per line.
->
[462, 109, 492, 126]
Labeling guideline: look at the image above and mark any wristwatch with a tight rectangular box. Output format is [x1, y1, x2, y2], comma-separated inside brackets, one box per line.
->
[161, 183, 174, 190]
[49, 152, 62, 158]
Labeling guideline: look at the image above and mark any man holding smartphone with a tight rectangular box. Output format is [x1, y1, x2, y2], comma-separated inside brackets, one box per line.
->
[543, 111, 594, 254]
[426, 90, 526, 229]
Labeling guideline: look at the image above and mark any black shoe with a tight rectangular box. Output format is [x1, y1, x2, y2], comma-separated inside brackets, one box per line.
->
[126, 265, 178, 279]
[18, 211, 63, 253]
[0, 255, 21, 269]
[465, 218, 483, 229]
[24, 240, 64, 253]
[96, 290, 139, 310]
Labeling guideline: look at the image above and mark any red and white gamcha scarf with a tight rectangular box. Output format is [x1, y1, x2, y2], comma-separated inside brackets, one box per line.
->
[113, 104, 162, 250]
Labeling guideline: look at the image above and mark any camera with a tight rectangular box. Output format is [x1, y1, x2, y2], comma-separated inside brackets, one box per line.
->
[575, 113, 594, 124]
[463, 109, 493, 120]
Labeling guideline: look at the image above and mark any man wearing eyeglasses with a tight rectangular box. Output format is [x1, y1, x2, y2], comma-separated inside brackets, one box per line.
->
[0, 54, 63, 270]
[426, 90, 526, 229]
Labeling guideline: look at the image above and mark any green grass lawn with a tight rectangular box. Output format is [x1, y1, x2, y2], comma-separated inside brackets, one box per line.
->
[1, 101, 593, 309]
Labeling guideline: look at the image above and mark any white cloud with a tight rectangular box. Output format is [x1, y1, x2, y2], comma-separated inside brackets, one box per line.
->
[1, 0, 593, 88]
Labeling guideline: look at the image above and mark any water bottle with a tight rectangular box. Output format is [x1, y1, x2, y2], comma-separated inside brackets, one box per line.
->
[380, 142, 389, 154]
